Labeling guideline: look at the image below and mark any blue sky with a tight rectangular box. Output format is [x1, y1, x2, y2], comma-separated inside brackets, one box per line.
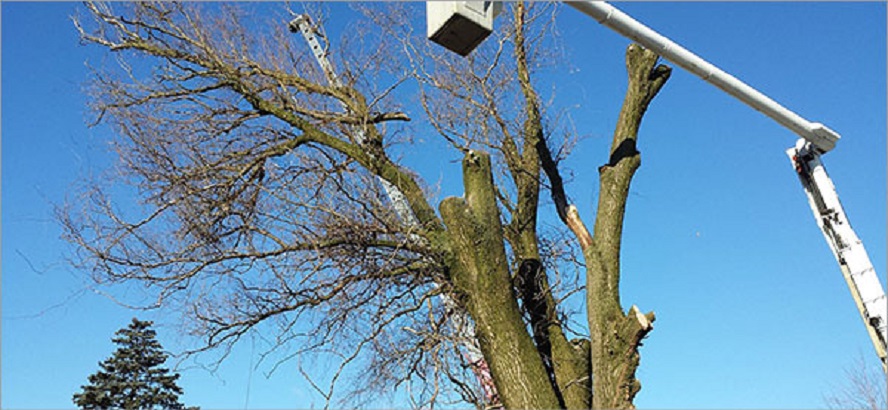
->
[2, 2, 885, 409]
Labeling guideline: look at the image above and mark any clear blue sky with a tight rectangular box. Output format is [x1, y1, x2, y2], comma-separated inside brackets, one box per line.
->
[3, 2, 885, 409]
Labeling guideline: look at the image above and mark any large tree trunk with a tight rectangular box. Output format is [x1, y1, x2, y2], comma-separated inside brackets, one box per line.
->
[587, 44, 670, 409]
[440, 151, 563, 410]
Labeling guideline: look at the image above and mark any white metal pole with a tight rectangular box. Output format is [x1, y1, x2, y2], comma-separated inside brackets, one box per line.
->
[566, 1, 840, 153]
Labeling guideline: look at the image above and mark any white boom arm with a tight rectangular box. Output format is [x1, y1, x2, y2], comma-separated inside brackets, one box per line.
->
[289, 15, 501, 406]
[788, 140, 888, 369]
[565, 1, 839, 153]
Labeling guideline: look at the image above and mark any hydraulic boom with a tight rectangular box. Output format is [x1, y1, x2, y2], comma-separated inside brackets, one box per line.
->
[788, 140, 888, 370]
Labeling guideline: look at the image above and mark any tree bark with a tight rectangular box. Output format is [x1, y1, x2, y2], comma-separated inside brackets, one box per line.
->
[587, 44, 670, 409]
[506, 2, 591, 409]
[509, 4, 593, 408]
[440, 150, 563, 410]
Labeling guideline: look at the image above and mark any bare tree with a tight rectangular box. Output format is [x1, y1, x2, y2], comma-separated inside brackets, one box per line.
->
[825, 355, 887, 410]
[64, 2, 670, 409]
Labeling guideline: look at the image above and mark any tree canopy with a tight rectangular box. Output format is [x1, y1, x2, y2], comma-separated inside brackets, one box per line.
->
[64, 2, 671, 408]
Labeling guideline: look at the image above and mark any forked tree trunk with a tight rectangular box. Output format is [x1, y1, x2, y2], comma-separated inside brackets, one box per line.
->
[441, 44, 670, 410]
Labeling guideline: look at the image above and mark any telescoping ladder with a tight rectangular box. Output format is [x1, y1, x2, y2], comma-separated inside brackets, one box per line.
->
[288, 15, 502, 406]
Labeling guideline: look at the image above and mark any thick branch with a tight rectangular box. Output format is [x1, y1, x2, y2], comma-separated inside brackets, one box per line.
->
[511, 4, 591, 408]
[593, 43, 671, 295]
[79, 2, 441, 236]
[587, 43, 670, 410]
[439, 151, 562, 410]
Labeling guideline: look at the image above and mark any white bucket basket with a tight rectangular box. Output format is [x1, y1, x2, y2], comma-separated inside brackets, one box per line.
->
[427, 2, 501, 56]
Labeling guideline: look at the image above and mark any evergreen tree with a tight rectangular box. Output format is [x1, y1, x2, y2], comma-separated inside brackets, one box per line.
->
[73, 318, 195, 410]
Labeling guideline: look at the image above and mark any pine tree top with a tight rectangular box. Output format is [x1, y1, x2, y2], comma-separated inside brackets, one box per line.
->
[73, 318, 198, 410]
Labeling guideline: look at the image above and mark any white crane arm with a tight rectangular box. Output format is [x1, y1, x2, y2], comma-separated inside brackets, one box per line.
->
[788, 140, 887, 370]
[565, 1, 839, 153]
